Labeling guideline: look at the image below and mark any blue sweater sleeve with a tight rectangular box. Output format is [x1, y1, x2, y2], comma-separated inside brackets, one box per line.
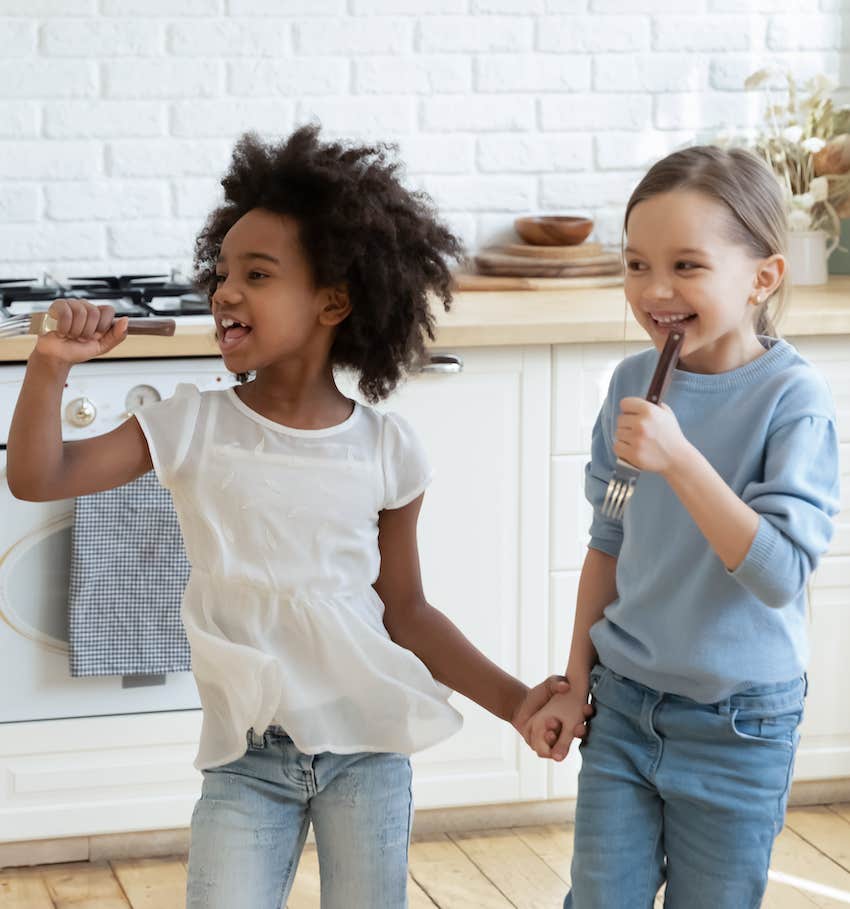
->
[732, 415, 840, 608]
[585, 390, 624, 558]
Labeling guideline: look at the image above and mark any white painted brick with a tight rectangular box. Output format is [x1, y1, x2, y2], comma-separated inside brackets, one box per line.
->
[173, 179, 224, 218]
[419, 17, 534, 52]
[654, 92, 760, 130]
[593, 54, 706, 92]
[1, 0, 94, 12]
[45, 181, 169, 220]
[0, 102, 39, 139]
[0, 141, 101, 180]
[477, 54, 590, 92]
[297, 97, 415, 135]
[108, 140, 231, 177]
[43, 20, 163, 56]
[422, 95, 535, 131]
[0, 19, 36, 55]
[711, 0, 818, 9]
[443, 211, 476, 251]
[653, 16, 752, 51]
[297, 18, 413, 54]
[473, 0, 544, 11]
[594, 130, 695, 170]
[44, 101, 165, 138]
[476, 211, 525, 247]
[538, 16, 649, 52]
[710, 53, 840, 90]
[0, 61, 96, 98]
[109, 221, 198, 259]
[102, 0, 221, 12]
[168, 20, 291, 56]
[351, 0, 465, 10]
[0, 184, 40, 222]
[229, 59, 348, 96]
[0, 223, 105, 262]
[104, 61, 223, 98]
[355, 56, 471, 94]
[820, 0, 850, 9]
[171, 100, 295, 138]
[545, 0, 589, 9]
[477, 133, 593, 172]
[541, 171, 641, 209]
[593, 0, 697, 9]
[395, 134, 476, 173]
[540, 94, 651, 130]
[767, 15, 843, 50]
[418, 174, 537, 212]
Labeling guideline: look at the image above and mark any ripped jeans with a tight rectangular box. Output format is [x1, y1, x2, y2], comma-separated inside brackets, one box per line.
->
[186, 727, 413, 909]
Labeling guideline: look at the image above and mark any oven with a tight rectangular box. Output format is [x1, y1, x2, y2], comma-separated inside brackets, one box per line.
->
[0, 275, 234, 724]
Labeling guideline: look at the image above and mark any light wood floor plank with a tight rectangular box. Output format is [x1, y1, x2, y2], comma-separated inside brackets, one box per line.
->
[40, 861, 131, 909]
[450, 827, 568, 909]
[768, 825, 850, 907]
[0, 868, 54, 909]
[513, 824, 573, 883]
[786, 806, 850, 875]
[409, 834, 514, 908]
[110, 858, 186, 909]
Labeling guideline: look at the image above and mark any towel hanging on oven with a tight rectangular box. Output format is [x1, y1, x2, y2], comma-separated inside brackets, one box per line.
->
[68, 470, 191, 677]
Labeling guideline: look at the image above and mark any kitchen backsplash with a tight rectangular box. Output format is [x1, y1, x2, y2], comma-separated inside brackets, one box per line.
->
[1, 0, 848, 276]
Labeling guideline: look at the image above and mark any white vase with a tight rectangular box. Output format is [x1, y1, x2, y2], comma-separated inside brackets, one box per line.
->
[788, 230, 838, 285]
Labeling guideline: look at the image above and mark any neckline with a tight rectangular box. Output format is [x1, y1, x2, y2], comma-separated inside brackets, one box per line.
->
[668, 337, 794, 393]
[225, 387, 361, 437]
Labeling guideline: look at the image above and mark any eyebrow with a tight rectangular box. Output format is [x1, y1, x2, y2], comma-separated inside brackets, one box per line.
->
[216, 252, 281, 264]
[624, 246, 708, 257]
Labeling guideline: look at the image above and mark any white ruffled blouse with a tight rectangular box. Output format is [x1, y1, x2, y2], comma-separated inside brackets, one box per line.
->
[136, 384, 462, 769]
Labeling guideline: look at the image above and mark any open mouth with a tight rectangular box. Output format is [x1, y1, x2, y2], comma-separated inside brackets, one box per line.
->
[217, 316, 252, 351]
[650, 312, 696, 330]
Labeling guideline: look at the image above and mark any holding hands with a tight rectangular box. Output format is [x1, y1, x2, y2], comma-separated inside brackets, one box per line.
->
[512, 675, 594, 762]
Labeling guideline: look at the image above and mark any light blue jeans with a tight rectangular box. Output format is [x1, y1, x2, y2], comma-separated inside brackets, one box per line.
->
[565, 665, 805, 909]
[186, 727, 414, 909]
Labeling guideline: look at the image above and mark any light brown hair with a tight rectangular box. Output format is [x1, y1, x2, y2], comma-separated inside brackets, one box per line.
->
[624, 145, 788, 337]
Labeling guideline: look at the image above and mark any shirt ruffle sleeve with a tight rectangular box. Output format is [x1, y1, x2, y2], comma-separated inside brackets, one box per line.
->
[731, 414, 840, 608]
[133, 383, 202, 489]
[381, 411, 435, 510]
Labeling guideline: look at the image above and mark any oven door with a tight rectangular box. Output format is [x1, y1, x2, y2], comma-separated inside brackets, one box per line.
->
[0, 448, 200, 723]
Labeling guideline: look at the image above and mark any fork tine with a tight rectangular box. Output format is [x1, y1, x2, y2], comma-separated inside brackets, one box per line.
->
[0, 315, 30, 338]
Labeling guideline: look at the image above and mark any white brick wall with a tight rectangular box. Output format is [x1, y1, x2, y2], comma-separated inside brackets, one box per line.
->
[0, 1, 847, 276]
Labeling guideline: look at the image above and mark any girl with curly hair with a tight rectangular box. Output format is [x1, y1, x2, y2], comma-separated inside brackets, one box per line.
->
[8, 125, 583, 908]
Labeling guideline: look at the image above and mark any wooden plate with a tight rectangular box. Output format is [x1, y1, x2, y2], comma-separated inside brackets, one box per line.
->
[474, 250, 623, 278]
[497, 242, 605, 260]
[453, 272, 625, 291]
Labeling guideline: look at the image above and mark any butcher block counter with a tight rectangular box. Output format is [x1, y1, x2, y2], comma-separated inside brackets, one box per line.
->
[1, 277, 848, 363]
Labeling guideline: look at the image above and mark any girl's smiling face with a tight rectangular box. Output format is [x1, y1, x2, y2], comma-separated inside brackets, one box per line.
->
[624, 189, 784, 374]
[211, 207, 346, 375]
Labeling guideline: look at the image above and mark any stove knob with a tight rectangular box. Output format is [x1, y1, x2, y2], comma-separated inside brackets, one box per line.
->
[66, 397, 97, 428]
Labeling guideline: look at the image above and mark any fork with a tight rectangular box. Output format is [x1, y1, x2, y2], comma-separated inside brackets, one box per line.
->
[600, 328, 686, 522]
[0, 311, 176, 339]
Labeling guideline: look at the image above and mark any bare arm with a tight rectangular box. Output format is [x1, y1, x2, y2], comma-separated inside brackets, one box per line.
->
[375, 493, 570, 733]
[7, 300, 152, 501]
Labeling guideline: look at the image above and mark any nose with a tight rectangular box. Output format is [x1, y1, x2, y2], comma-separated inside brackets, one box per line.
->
[212, 275, 241, 308]
[642, 277, 675, 304]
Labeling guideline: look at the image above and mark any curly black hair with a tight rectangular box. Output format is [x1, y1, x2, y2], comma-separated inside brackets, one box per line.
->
[194, 125, 463, 402]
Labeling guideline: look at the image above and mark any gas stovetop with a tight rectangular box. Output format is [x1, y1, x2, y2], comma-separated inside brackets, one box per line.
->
[0, 273, 210, 319]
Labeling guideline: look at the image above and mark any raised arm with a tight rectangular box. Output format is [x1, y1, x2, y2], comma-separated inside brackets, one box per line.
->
[7, 299, 152, 501]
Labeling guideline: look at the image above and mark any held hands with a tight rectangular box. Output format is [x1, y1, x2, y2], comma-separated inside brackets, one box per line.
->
[614, 397, 692, 477]
[527, 687, 594, 762]
[511, 675, 594, 761]
[33, 299, 128, 365]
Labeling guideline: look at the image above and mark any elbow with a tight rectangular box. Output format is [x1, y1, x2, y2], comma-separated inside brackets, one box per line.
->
[6, 466, 50, 502]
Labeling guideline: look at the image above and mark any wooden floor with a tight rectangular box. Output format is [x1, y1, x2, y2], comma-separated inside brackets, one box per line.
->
[4, 804, 850, 907]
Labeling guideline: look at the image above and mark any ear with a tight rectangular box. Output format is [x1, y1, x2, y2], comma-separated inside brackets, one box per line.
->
[318, 284, 351, 327]
[751, 253, 785, 304]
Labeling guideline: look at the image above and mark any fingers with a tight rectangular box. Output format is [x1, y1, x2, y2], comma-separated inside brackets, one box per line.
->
[551, 725, 574, 762]
[99, 316, 129, 353]
[47, 299, 115, 341]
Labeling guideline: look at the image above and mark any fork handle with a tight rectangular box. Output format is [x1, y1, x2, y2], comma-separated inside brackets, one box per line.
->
[646, 330, 685, 404]
[40, 314, 176, 337]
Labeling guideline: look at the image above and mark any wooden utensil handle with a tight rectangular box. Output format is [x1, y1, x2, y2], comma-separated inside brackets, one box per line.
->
[125, 318, 176, 336]
[646, 330, 685, 404]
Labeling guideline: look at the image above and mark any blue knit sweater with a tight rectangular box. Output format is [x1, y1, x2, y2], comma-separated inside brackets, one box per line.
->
[586, 338, 840, 702]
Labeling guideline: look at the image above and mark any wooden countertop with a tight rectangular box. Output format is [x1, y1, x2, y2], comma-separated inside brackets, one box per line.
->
[1, 277, 848, 363]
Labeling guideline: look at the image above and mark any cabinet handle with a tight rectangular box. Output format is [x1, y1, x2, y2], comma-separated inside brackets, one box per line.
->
[421, 354, 463, 374]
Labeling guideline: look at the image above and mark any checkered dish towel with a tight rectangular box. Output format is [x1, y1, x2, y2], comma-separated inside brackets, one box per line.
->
[68, 470, 191, 677]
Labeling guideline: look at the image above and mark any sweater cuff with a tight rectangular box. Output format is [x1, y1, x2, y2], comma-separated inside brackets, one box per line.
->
[731, 516, 780, 590]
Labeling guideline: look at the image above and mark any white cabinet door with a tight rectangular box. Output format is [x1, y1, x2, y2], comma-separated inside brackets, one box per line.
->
[788, 336, 850, 781]
[351, 345, 552, 808]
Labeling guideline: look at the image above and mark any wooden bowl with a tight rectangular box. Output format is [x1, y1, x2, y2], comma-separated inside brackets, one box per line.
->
[514, 215, 594, 246]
